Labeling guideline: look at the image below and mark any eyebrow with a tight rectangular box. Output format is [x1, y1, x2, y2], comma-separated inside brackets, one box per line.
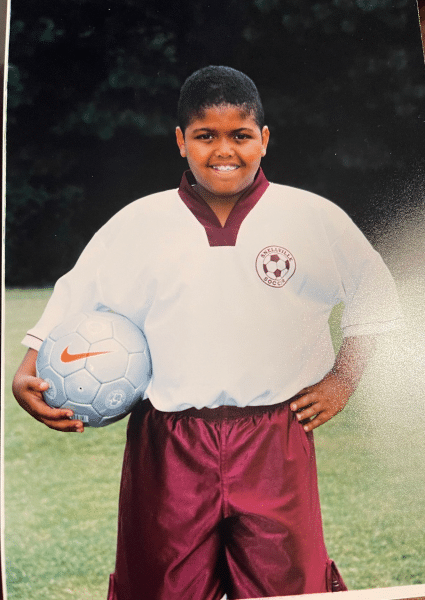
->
[191, 127, 255, 134]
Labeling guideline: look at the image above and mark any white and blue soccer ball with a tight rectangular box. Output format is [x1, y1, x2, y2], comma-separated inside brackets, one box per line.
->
[36, 311, 151, 427]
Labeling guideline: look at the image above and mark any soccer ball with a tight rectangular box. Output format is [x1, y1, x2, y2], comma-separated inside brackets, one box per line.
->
[36, 311, 151, 427]
[263, 254, 290, 279]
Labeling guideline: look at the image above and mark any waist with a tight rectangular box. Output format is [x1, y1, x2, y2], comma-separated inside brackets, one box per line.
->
[147, 395, 302, 422]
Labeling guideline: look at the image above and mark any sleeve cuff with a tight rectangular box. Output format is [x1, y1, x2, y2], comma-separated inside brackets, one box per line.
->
[21, 334, 44, 351]
[342, 318, 405, 337]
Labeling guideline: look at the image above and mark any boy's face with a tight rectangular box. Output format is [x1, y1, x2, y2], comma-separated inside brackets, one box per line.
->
[176, 105, 270, 198]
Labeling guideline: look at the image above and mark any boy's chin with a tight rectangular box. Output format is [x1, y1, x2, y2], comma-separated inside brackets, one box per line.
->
[204, 187, 246, 199]
[201, 179, 254, 199]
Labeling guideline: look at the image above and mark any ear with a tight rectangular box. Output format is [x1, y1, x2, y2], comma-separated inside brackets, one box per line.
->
[261, 126, 270, 157]
[175, 127, 187, 157]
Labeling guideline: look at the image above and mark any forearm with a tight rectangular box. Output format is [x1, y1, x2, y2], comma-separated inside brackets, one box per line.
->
[290, 334, 377, 431]
[329, 335, 377, 394]
[12, 348, 83, 432]
[12, 348, 38, 394]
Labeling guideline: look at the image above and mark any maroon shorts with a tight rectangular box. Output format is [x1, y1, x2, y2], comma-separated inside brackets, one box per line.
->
[108, 400, 347, 600]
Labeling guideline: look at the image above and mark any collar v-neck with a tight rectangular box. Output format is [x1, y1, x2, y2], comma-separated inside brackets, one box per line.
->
[177, 168, 270, 247]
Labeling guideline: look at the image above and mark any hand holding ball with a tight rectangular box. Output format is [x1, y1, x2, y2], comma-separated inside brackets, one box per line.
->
[36, 311, 151, 427]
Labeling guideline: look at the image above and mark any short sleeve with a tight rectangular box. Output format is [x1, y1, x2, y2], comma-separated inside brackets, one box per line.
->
[332, 221, 404, 337]
[22, 228, 110, 350]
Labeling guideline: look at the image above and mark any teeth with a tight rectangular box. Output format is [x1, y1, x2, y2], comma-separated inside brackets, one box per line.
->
[212, 165, 238, 171]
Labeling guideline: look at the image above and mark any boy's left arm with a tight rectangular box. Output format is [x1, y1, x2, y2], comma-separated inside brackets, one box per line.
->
[290, 335, 376, 432]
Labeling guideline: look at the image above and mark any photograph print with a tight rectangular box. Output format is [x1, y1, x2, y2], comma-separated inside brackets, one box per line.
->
[3, 1, 425, 599]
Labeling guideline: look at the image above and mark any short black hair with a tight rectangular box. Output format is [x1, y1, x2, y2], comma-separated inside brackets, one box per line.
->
[178, 65, 265, 132]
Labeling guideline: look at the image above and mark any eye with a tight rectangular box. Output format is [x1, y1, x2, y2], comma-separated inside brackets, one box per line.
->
[234, 133, 252, 140]
[195, 133, 214, 140]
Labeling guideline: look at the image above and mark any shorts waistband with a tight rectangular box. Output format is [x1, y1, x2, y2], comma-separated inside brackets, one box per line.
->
[151, 398, 297, 422]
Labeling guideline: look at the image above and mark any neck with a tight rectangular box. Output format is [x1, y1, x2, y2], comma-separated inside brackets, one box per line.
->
[193, 185, 248, 227]
[194, 184, 243, 206]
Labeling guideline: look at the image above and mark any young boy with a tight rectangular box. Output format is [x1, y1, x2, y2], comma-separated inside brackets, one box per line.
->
[13, 66, 403, 600]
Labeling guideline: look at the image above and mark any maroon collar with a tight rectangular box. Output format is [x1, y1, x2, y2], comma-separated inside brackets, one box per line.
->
[178, 168, 269, 246]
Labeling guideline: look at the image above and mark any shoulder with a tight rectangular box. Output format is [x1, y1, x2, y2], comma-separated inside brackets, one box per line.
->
[94, 188, 181, 240]
[112, 188, 180, 221]
[266, 182, 356, 238]
[267, 182, 348, 215]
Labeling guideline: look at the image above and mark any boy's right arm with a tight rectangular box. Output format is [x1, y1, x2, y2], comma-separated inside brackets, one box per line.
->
[12, 349, 84, 433]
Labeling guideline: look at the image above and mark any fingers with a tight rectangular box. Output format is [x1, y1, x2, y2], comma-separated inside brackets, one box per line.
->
[32, 400, 85, 433]
[16, 376, 85, 433]
[36, 405, 85, 433]
[44, 415, 85, 433]
[33, 404, 85, 433]
[28, 376, 50, 393]
[297, 407, 328, 432]
[293, 402, 318, 422]
[290, 398, 323, 432]
[289, 383, 347, 432]
[289, 388, 315, 416]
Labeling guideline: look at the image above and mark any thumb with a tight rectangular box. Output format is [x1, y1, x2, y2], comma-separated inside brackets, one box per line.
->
[31, 377, 50, 392]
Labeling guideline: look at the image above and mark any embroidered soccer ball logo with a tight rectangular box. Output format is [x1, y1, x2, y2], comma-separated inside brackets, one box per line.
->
[256, 246, 296, 288]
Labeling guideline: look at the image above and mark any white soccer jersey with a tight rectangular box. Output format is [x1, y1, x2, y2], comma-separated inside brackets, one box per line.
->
[23, 170, 403, 411]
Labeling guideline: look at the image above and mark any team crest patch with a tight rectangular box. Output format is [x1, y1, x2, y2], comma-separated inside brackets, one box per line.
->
[256, 246, 296, 288]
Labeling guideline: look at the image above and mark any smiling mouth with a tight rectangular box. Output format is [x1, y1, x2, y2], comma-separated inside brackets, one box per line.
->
[210, 165, 240, 172]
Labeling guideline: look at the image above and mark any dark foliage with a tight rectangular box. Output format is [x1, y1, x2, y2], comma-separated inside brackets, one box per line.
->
[6, 0, 425, 285]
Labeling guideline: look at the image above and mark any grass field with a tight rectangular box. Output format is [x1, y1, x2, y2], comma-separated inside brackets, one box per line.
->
[3, 287, 425, 600]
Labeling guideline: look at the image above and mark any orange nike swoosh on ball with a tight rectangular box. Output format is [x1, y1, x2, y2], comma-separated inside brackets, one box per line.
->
[60, 346, 112, 363]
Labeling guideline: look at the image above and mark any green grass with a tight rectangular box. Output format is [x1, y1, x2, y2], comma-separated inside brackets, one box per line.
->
[4, 288, 425, 599]
[4, 289, 126, 600]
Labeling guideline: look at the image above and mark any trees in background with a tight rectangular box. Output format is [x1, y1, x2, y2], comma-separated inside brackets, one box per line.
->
[6, 0, 425, 285]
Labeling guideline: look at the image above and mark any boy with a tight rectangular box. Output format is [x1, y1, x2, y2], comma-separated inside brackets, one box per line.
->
[13, 66, 403, 600]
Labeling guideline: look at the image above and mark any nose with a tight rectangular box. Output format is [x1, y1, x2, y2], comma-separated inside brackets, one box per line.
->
[215, 137, 234, 158]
